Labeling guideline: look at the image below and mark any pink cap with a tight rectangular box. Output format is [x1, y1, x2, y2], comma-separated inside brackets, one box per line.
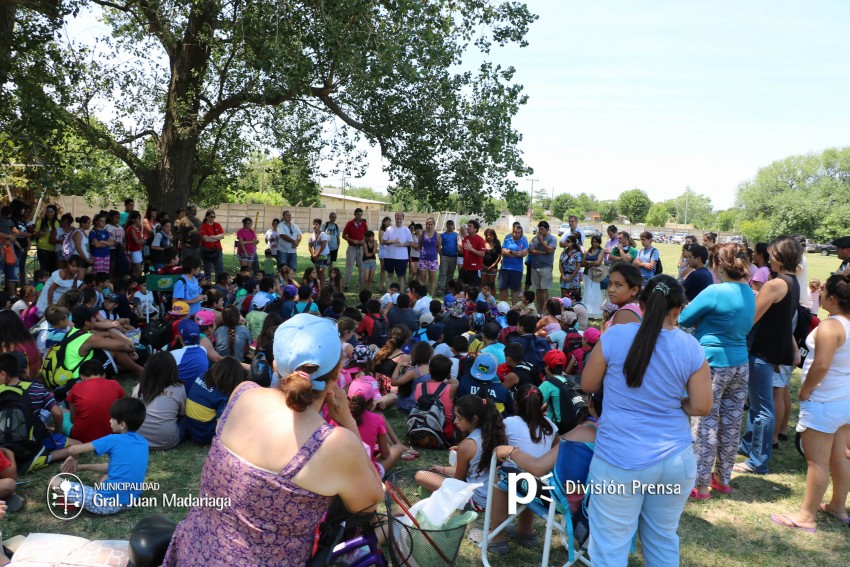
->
[583, 327, 601, 345]
[194, 310, 215, 327]
[348, 378, 375, 402]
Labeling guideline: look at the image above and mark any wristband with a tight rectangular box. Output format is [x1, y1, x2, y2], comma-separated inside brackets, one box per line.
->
[507, 446, 517, 461]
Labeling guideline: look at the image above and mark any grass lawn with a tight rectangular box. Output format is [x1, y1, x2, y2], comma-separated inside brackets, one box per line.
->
[6, 241, 849, 565]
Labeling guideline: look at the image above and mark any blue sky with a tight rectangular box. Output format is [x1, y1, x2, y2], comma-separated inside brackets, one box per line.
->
[67, 1, 850, 210]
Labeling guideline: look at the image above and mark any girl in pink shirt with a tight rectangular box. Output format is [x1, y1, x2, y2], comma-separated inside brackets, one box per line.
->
[349, 379, 404, 477]
[236, 217, 258, 269]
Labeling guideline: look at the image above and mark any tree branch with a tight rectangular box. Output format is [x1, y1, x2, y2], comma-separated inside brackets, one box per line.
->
[117, 129, 159, 144]
[91, 0, 176, 55]
[198, 90, 296, 132]
[310, 87, 388, 155]
[69, 113, 154, 187]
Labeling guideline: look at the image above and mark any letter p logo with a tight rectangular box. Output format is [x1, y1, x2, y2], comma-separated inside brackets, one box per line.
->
[507, 471, 538, 514]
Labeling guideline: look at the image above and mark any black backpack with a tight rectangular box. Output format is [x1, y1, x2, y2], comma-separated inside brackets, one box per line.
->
[547, 374, 589, 435]
[368, 314, 389, 347]
[794, 304, 819, 366]
[249, 351, 272, 387]
[0, 382, 47, 462]
[141, 318, 172, 350]
[649, 247, 663, 275]
[406, 382, 450, 449]
[510, 334, 552, 379]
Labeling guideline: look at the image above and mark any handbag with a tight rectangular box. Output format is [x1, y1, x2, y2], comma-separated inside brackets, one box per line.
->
[588, 264, 608, 283]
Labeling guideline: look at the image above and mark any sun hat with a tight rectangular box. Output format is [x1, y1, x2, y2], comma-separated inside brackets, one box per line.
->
[348, 378, 375, 402]
[543, 349, 567, 369]
[496, 301, 510, 315]
[449, 301, 466, 318]
[470, 353, 498, 382]
[194, 310, 215, 327]
[274, 314, 342, 391]
[583, 327, 601, 345]
[352, 344, 373, 364]
[169, 301, 190, 317]
[178, 319, 201, 345]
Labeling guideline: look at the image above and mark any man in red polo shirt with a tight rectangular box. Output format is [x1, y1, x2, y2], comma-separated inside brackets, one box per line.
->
[461, 219, 486, 286]
[342, 208, 368, 291]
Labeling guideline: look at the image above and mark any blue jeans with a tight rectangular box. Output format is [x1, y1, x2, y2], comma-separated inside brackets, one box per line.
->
[588, 446, 696, 566]
[279, 252, 297, 272]
[738, 355, 775, 473]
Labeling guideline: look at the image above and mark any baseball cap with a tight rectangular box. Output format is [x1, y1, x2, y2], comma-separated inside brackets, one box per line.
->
[560, 297, 572, 309]
[194, 310, 215, 327]
[449, 301, 466, 318]
[348, 378, 375, 402]
[543, 349, 567, 369]
[71, 306, 94, 326]
[252, 294, 271, 309]
[103, 293, 119, 303]
[419, 312, 435, 326]
[496, 301, 510, 315]
[583, 327, 601, 345]
[169, 301, 190, 317]
[178, 319, 201, 345]
[444, 294, 456, 308]
[471, 353, 498, 382]
[274, 314, 342, 390]
[283, 284, 299, 299]
[426, 322, 445, 341]
[832, 236, 850, 249]
[475, 300, 489, 314]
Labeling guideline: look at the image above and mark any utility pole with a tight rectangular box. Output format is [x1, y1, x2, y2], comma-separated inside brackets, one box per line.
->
[341, 171, 347, 208]
[526, 178, 539, 214]
[684, 186, 690, 226]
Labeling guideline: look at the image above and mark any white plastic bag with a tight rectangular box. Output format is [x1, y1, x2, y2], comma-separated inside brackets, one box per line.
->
[401, 478, 482, 528]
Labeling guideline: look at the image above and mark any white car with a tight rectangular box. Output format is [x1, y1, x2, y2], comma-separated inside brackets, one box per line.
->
[557, 223, 571, 236]
[671, 233, 689, 244]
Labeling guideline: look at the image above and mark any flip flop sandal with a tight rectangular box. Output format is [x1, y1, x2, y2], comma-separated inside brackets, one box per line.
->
[771, 514, 816, 533]
[689, 488, 711, 500]
[818, 504, 850, 526]
[732, 463, 761, 474]
[400, 450, 419, 461]
[710, 475, 732, 494]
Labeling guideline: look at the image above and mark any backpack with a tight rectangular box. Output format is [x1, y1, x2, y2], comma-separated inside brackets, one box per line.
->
[548, 374, 589, 435]
[651, 247, 663, 275]
[511, 334, 552, 378]
[249, 350, 272, 387]
[61, 229, 80, 260]
[794, 304, 819, 366]
[40, 329, 88, 389]
[0, 381, 47, 462]
[368, 314, 389, 347]
[562, 331, 583, 357]
[406, 382, 450, 449]
[141, 318, 173, 351]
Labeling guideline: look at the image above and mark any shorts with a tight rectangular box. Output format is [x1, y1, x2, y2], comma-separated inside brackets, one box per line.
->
[499, 269, 522, 292]
[329, 248, 338, 263]
[362, 259, 377, 270]
[92, 255, 110, 274]
[65, 481, 129, 515]
[238, 253, 256, 263]
[384, 258, 407, 277]
[313, 255, 329, 269]
[482, 269, 497, 277]
[4, 262, 19, 282]
[419, 259, 439, 272]
[130, 250, 143, 264]
[460, 269, 481, 286]
[797, 399, 850, 434]
[43, 432, 69, 451]
[772, 364, 793, 388]
[376, 461, 385, 479]
[530, 267, 553, 290]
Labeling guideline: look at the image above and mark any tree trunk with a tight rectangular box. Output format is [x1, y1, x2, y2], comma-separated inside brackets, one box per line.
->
[0, 4, 16, 93]
[149, 127, 199, 212]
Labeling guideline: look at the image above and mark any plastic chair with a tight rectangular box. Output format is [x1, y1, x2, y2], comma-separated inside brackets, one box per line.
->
[480, 439, 594, 567]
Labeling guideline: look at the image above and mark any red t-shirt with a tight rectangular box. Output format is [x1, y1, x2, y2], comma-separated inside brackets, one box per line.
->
[0, 449, 11, 472]
[342, 219, 368, 243]
[200, 222, 224, 250]
[126, 225, 143, 252]
[67, 377, 126, 443]
[462, 234, 486, 271]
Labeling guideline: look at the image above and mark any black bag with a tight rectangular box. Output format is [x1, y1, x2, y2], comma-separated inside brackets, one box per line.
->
[794, 304, 819, 366]
[141, 318, 172, 350]
[406, 382, 450, 449]
[249, 351, 272, 387]
[651, 247, 663, 275]
[0, 382, 47, 462]
[368, 314, 389, 347]
[547, 374, 589, 435]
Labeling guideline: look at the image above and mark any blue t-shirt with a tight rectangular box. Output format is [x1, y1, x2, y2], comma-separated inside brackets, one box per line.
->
[501, 236, 528, 272]
[684, 267, 714, 302]
[456, 377, 514, 416]
[89, 229, 111, 258]
[170, 345, 210, 393]
[635, 247, 659, 281]
[595, 323, 705, 470]
[678, 282, 755, 368]
[173, 275, 202, 315]
[91, 432, 150, 505]
[440, 231, 459, 257]
[185, 374, 229, 444]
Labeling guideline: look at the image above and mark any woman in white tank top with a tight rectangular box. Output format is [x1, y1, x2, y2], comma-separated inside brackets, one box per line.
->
[772, 272, 850, 532]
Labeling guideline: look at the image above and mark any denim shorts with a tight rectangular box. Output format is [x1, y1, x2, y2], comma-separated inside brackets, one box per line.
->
[772, 364, 793, 388]
[3, 262, 19, 282]
[797, 399, 850, 434]
[499, 269, 523, 292]
[362, 259, 377, 270]
[67, 482, 129, 515]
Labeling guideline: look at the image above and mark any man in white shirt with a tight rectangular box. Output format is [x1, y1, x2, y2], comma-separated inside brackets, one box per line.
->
[559, 214, 585, 248]
[381, 212, 414, 287]
[278, 210, 302, 271]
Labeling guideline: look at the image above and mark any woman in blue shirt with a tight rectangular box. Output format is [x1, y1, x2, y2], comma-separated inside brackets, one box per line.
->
[678, 243, 755, 498]
[582, 275, 711, 566]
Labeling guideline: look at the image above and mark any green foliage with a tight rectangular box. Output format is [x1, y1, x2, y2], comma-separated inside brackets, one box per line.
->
[735, 147, 850, 240]
[617, 189, 652, 223]
[740, 218, 770, 244]
[716, 209, 738, 232]
[551, 193, 578, 221]
[645, 203, 670, 228]
[228, 152, 319, 207]
[505, 190, 530, 216]
[598, 200, 619, 223]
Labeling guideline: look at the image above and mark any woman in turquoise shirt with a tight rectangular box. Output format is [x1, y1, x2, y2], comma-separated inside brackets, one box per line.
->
[678, 243, 755, 498]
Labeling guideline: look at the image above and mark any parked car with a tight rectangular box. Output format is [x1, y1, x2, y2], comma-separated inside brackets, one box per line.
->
[557, 223, 571, 236]
[654, 233, 667, 243]
[671, 233, 689, 244]
[582, 226, 600, 239]
[730, 236, 743, 244]
[819, 244, 836, 256]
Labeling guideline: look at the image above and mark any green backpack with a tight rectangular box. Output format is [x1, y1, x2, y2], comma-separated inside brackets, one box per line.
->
[40, 330, 87, 389]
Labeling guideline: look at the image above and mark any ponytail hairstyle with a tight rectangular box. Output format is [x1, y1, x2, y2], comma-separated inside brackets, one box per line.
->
[349, 394, 369, 425]
[337, 316, 357, 338]
[454, 395, 507, 474]
[623, 275, 686, 388]
[373, 325, 412, 366]
[767, 235, 802, 273]
[75, 215, 91, 226]
[824, 272, 850, 312]
[514, 384, 553, 443]
[221, 305, 240, 356]
[712, 243, 750, 280]
[279, 360, 341, 412]
[203, 356, 247, 396]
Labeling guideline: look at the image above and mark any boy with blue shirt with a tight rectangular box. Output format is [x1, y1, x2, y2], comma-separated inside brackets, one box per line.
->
[52, 397, 149, 515]
[456, 352, 514, 416]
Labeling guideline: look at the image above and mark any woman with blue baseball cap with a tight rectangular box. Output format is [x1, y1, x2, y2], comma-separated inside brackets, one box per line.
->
[164, 314, 384, 566]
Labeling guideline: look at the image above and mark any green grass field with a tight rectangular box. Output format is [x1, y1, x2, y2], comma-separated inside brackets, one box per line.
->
[5, 241, 849, 565]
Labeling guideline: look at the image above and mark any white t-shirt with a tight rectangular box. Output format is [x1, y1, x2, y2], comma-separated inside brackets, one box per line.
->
[309, 231, 329, 256]
[797, 253, 810, 307]
[134, 290, 158, 315]
[54, 226, 68, 253]
[36, 270, 81, 313]
[560, 226, 585, 246]
[413, 296, 432, 316]
[265, 229, 279, 254]
[383, 225, 414, 260]
[505, 415, 558, 459]
[278, 222, 301, 253]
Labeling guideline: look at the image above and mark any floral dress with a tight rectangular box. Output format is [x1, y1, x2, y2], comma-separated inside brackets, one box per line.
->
[560, 249, 583, 299]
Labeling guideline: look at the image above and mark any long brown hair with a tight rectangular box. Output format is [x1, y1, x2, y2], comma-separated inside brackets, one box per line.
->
[221, 305, 240, 356]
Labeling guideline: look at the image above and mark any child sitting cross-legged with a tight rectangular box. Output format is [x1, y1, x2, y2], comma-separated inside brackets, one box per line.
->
[51, 397, 149, 515]
[67, 359, 127, 444]
[348, 378, 405, 479]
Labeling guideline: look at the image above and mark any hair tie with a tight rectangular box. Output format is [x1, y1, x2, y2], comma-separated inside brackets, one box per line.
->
[295, 369, 327, 391]
[523, 386, 540, 401]
[653, 283, 670, 296]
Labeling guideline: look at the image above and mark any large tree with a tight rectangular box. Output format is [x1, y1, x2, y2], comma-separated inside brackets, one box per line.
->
[7, 1, 536, 211]
[617, 189, 651, 223]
